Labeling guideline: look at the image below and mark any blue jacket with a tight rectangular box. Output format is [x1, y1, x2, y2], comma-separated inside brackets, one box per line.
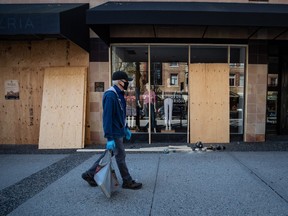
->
[102, 85, 126, 141]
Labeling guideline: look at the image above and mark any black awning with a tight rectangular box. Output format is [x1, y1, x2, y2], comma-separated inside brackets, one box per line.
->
[87, 2, 288, 26]
[0, 4, 89, 51]
[86, 2, 288, 45]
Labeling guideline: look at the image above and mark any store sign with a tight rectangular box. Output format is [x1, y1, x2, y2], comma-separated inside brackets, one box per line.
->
[0, 14, 57, 35]
[0, 16, 34, 31]
[5, 80, 19, 100]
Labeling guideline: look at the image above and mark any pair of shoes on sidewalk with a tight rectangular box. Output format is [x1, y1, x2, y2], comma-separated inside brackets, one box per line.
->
[122, 180, 142, 190]
[82, 172, 97, 187]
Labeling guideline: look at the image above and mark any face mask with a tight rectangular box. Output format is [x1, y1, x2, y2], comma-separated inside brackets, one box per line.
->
[121, 81, 129, 90]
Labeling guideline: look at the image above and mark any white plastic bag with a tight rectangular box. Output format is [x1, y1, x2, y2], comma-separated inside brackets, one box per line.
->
[94, 150, 119, 198]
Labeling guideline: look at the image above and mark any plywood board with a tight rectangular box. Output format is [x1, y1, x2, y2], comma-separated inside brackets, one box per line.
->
[39, 67, 87, 149]
[0, 67, 44, 144]
[0, 40, 89, 146]
[189, 63, 229, 143]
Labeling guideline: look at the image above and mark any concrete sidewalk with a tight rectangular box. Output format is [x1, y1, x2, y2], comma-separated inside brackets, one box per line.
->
[1, 150, 288, 216]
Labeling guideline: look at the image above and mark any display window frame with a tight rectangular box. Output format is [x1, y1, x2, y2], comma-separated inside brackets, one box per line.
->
[110, 44, 248, 144]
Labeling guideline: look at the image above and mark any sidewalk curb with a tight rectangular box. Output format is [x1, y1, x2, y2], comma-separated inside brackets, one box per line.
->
[76, 145, 206, 153]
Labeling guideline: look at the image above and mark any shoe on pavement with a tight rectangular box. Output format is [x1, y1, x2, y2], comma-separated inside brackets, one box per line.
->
[122, 180, 142, 190]
[82, 172, 97, 187]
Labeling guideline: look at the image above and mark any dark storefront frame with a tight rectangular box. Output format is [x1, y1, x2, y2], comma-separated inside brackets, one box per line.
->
[87, 1, 288, 142]
[111, 44, 248, 144]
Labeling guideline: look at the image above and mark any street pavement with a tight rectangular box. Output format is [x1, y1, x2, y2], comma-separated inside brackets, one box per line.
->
[0, 147, 288, 216]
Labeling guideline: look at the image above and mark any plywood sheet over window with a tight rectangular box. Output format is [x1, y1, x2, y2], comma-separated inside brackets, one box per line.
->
[0, 67, 44, 144]
[189, 63, 229, 143]
[39, 67, 87, 149]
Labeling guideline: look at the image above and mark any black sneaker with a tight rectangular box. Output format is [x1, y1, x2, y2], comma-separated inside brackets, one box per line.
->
[122, 180, 142, 190]
[82, 172, 97, 187]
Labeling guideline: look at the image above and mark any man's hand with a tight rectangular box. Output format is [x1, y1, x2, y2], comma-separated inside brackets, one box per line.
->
[125, 127, 132, 141]
[106, 140, 116, 150]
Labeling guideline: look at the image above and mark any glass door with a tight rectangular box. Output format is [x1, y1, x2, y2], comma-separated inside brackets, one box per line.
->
[229, 47, 246, 135]
[150, 45, 189, 143]
[111, 46, 149, 142]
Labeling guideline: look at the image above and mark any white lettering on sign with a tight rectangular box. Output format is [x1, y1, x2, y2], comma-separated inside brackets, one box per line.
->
[0, 17, 34, 30]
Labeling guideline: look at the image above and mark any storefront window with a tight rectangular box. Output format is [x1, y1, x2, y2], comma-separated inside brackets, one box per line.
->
[150, 45, 189, 143]
[229, 47, 246, 134]
[112, 45, 189, 143]
[111, 44, 246, 143]
[170, 74, 178, 85]
[268, 74, 278, 87]
[267, 91, 278, 126]
[111, 46, 149, 141]
[266, 56, 279, 134]
[151, 62, 162, 85]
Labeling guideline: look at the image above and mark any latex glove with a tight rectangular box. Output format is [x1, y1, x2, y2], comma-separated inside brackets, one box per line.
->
[106, 140, 116, 150]
[125, 127, 132, 141]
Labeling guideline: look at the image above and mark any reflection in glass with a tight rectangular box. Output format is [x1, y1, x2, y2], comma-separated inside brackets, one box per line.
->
[266, 91, 278, 133]
[268, 74, 278, 87]
[150, 45, 189, 143]
[111, 46, 149, 136]
[111, 45, 247, 142]
[142, 83, 157, 132]
[229, 47, 246, 134]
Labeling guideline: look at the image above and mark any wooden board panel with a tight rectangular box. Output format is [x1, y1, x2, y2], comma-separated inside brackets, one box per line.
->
[0, 40, 89, 146]
[39, 67, 87, 149]
[0, 67, 44, 144]
[189, 63, 229, 143]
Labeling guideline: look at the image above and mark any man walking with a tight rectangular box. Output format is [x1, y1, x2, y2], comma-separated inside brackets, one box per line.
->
[82, 71, 142, 190]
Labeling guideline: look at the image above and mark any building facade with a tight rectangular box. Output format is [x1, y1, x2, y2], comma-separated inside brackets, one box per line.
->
[1, 0, 288, 148]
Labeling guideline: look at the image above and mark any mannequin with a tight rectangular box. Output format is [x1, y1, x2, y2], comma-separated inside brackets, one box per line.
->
[143, 83, 157, 133]
[126, 87, 137, 129]
[135, 87, 142, 131]
[164, 97, 173, 130]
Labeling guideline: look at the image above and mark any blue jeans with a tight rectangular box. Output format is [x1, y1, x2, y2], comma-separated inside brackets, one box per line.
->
[87, 138, 133, 182]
